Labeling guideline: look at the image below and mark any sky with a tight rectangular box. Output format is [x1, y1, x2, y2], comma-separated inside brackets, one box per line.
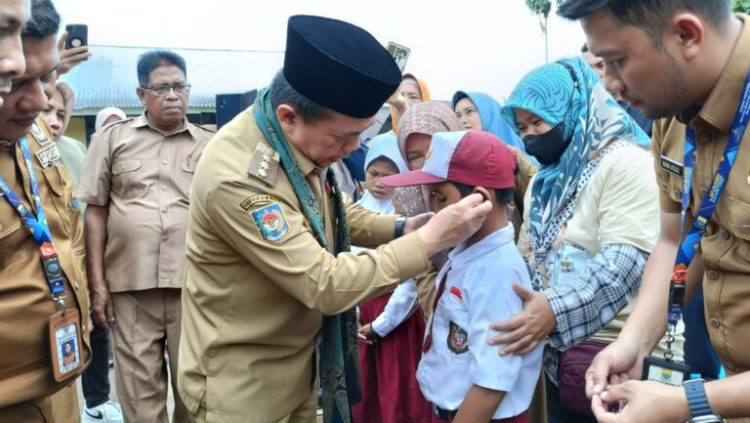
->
[54, 0, 587, 102]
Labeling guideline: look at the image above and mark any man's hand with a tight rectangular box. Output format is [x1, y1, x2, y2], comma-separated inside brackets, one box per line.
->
[592, 380, 690, 423]
[57, 31, 92, 75]
[586, 339, 647, 398]
[403, 212, 433, 235]
[357, 323, 380, 345]
[417, 193, 491, 257]
[488, 284, 555, 355]
[90, 279, 115, 330]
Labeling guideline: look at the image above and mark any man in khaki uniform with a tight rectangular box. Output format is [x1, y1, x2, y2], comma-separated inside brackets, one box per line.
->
[78, 50, 214, 423]
[178, 15, 492, 423]
[558, 0, 750, 421]
[0, 1, 92, 421]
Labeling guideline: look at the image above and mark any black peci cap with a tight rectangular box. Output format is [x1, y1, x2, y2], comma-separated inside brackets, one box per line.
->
[283, 15, 402, 118]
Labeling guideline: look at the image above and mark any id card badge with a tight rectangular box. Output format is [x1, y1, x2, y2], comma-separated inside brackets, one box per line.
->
[48, 308, 83, 382]
[642, 356, 691, 386]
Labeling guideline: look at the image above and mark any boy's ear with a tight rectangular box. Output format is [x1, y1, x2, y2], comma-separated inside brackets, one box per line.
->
[472, 186, 493, 202]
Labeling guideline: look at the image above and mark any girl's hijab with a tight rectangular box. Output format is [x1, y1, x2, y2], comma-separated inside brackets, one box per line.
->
[95, 107, 127, 133]
[357, 133, 408, 214]
[396, 101, 462, 162]
[390, 73, 431, 132]
[501, 57, 650, 288]
[451, 90, 527, 153]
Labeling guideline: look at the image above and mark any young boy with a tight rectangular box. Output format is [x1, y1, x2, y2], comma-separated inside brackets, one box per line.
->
[382, 130, 542, 423]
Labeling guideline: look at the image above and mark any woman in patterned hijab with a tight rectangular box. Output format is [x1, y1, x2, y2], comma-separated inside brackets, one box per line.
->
[493, 57, 677, 422]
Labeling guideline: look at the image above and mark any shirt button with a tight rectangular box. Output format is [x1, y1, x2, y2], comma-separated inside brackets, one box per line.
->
[162, 160, 168, 165]
[707, 270, 720, 281]
[709, 317, 721, 328]
[161, 208, 167, 214]
[161, 234, 168, 241]
[720, 229, 731, 240]
[700, 133, 712, 143]
[73, 281, 79, 290]
[161, 185, 167, 191]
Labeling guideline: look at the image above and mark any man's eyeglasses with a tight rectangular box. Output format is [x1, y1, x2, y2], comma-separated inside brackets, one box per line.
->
[143, 83, 192, 96]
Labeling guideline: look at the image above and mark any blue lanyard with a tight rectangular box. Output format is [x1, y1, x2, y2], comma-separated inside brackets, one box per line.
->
[0, 137, 65, 297]
[668, 71, 750, 325]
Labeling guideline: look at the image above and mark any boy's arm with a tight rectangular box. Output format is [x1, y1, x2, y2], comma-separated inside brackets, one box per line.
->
[454, 385, 506, 423]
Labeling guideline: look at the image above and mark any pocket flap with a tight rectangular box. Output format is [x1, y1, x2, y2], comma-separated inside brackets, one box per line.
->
[112, 159, 142, 175]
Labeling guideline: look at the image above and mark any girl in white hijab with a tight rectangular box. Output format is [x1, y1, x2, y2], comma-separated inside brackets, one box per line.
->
[357, 133, 408, 214]
[353, 133, 432, 422]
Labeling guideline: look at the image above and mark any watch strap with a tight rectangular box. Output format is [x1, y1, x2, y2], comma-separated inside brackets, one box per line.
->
[684, 379, 718, 421]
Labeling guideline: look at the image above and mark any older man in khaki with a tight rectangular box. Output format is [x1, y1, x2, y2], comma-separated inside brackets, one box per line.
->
[78, 49, 214, 423]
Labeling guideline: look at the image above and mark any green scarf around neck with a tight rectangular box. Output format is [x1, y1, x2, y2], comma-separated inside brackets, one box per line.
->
[253, 87, 361, 423]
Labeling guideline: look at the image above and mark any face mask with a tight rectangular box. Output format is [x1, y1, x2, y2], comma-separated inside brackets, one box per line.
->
[522, 123, 570, 165]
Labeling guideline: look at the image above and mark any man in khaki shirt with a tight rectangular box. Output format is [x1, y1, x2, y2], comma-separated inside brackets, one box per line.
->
[178, 15, 491, 423]
[559, 0, 750, 421]
[78, 50, 214, 423]
[0, 1, 92, 422]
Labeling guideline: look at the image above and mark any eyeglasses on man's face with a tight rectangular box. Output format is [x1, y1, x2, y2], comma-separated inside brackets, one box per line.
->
[143, 83, 191, 96]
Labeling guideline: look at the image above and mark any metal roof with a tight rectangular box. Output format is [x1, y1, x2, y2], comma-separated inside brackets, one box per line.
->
[61, 44, 284, 115]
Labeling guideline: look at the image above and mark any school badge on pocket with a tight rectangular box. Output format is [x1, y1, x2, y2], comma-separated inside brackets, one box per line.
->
[251, 202, 289, 243]
[447, 321, 469, 354]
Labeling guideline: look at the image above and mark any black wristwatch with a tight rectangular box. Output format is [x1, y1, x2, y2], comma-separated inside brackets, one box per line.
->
[684, 379, 722, 423]
[394, 216, 407, 238]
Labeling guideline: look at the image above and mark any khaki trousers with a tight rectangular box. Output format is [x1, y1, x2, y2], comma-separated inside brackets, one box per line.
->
[112, 288, 187, 423]
[50, 382, 80, 422]
[188, 388, 318, 423]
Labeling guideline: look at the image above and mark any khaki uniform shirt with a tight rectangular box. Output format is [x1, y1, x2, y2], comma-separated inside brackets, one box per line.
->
[178, 107, 430, 422]
[77, 114, 214, 292]
[0, 119, 90, 407]
[652, 15, 750, 376]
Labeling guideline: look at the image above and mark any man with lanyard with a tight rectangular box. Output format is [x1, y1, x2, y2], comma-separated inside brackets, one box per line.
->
[178, 15, 492, 423]
[0, 0, 92, 421]
[557, 0, 750, 421]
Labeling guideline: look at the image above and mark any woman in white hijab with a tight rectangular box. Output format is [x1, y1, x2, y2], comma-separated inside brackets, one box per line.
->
[353, 133, 432, 423]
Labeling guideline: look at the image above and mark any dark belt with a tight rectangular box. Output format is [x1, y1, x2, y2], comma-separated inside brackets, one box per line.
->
[431, 404, 529, 423]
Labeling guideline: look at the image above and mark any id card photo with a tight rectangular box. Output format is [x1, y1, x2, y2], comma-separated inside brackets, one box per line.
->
[55, 322, 80, 375]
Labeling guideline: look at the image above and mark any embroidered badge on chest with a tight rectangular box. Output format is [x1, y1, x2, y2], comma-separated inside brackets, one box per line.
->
[251, 202, 289, 243]
[447, 320, 469, 354]
[29, 123, 50, 146]
[36, 143, 61, 168]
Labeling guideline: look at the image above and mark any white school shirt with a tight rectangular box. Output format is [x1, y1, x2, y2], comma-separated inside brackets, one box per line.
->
[416, 224, 543, 419]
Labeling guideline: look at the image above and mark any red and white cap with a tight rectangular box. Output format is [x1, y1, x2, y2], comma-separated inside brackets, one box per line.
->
[381, 130, 517, 189]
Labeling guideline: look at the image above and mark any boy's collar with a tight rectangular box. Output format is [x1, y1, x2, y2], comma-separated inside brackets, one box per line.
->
[448, 223, 514, 266]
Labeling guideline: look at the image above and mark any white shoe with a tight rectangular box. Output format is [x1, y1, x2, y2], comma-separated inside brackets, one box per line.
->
[82, 401, 123, 423]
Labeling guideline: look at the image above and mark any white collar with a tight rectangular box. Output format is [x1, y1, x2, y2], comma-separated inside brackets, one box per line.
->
[448, 223, 515, 268]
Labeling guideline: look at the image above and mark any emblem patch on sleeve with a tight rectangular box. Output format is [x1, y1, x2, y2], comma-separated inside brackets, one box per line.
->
[251, 202, 289, 243]
[447, 321, 469, 354]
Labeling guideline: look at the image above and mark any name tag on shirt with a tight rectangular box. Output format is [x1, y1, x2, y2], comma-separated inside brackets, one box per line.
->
[36, 143, 61, 169]
[660, 155, 684, 178]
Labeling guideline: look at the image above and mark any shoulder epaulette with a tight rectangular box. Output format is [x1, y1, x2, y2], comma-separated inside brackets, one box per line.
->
[247, 142, 280, 187]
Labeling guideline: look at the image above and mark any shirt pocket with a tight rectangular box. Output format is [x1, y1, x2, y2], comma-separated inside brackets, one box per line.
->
[0, 218, 25, 277]
[666, 173, 684, 204]
[42, 165, 80, 223]
[724, 195, 750, 243]
[438, 288, 470, 361]
[112, 159, 148, 199]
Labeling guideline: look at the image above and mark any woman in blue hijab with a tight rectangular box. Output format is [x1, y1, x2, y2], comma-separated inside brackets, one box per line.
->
[488, 57, 681, 423]
[452, 90, 528, 154]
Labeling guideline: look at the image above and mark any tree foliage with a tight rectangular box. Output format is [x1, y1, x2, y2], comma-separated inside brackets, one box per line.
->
[525, 0, 552, 18]
[734, 0, 750, 14]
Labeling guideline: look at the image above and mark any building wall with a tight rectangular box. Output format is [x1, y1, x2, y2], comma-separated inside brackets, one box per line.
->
[66, 117, 88, 144]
